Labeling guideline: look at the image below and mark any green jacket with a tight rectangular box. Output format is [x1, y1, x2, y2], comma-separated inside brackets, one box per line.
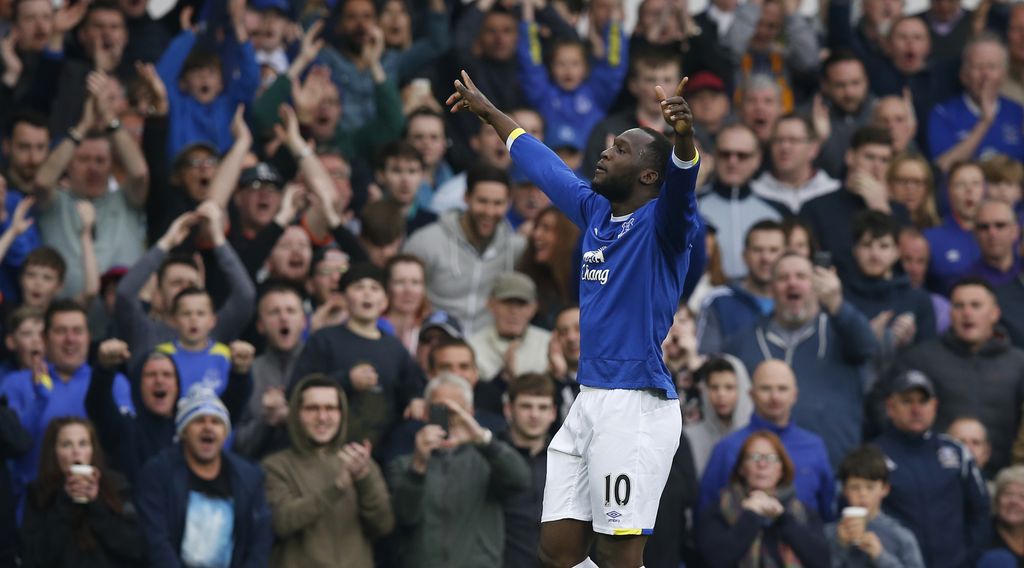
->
[389, 438, 531, 568]
[252, 73, 405, 163]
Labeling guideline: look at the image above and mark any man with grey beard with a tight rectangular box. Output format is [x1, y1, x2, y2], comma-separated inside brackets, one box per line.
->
[723, 252, 878, 466]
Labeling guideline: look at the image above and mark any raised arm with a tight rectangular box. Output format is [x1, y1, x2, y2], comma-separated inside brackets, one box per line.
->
[89, 72, 149, 208]
[32, 93, 97, 209]
[208, 107, 252, 211]
[652, 77, 701, 250]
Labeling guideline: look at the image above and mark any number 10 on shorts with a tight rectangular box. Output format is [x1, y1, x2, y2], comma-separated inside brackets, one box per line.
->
[604, 474, 631, 507]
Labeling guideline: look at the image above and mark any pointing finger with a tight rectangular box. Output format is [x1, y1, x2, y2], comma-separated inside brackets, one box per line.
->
[654, 85, 667, 103]
[676, 76, 688, 97]
[461, 69, 476, 90]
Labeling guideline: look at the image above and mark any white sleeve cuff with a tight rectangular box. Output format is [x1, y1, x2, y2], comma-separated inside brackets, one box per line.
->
[671, 148, 699, 170]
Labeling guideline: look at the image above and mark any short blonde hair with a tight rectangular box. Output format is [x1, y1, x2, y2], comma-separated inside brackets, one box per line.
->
[994, 465, 1024, 502]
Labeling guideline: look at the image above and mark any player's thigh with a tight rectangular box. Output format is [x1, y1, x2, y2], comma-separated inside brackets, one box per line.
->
[586, 390, 681, 537]
[539, 518, 594, 568]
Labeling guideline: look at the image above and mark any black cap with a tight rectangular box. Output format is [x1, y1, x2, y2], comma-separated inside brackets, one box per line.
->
[338, 262, 385, 292]
[239, 162, 283, 190]
[889, 369, 935, 399]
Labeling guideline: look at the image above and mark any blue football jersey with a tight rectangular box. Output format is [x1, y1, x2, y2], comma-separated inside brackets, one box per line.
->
[508, 131, 702, 398]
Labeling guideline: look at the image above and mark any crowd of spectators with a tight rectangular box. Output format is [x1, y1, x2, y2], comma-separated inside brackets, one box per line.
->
[0, 0, 1023, 565]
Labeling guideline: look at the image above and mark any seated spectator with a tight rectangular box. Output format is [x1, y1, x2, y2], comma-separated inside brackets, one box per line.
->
[988, 465, 1024, 562]
[697, 220, 784, 354]
[135, 384, 272, 566]
[262, 374, 394, 567]
[88, 335, 252, 483]
[155, 1, 259, 157]
[389, 374, 530, 568]
[516, 206, 580, 330]
[826, 444, 925, 567]
[899, 278, 1024, 474]
[735, 73, 785, 147]
[502, 373, 558, 568]
[929, 34, 1024, 173]
[1, 306, 43, 376]
[682, 356, 753, 477]
[872, 370, 990, 568]
[406, 164, 525, 336]
[383, 254, 431, 355]
[375, 141, 437, 236]
[725, 0, 818, 112]
[698, 123, 780, 279]
[699, 359, 835, 520]
[898, 227, 951, 333]
[20, 417, 145, 567]
[872, 94, 919, 155]
[1, 300, 132, 501]
[115, 206, 255, 372]
[844, 211, 937, 350]
[468, 272, 552, 384]
[16, 246, 64, 313]
[696, 430, 830, 566]
[923, 160, 985, 293]
[969, 200, 1021, 287]
[815, 51, 875, 179]
[800, 126, 906, 281]
[517, 0, 627, 154]
[235, 283, 307, 460]
[290, 262, 425, 447]
[980, 154, 1024, 223]
[725, 253, 877, 465]
[886, 153, 939, 229]
[751, 113, 840, 214]
[32, 85, 148, 300]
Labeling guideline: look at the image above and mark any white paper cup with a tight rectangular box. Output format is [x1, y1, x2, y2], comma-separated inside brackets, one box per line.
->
[69, 464, 94, 503]
[842, 506, 868, 519]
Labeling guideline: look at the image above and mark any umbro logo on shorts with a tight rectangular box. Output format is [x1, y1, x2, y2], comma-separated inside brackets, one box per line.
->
[606, 511, 622, 519]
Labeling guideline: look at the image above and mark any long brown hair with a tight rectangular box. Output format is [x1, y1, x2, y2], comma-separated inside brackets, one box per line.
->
[385, 253, 432, 321]
[518, 207, 581, 312]
[729, 431, 796, 488]
[886, 153, 939, 229]
[32, 417, 125, 548]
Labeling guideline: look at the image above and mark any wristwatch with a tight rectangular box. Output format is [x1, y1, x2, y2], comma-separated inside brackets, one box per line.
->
[105, 118, 121, 134]
[476, 428, 493, 447]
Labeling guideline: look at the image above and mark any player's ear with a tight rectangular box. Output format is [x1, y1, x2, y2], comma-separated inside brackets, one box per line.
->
[639, 168, 661, 186]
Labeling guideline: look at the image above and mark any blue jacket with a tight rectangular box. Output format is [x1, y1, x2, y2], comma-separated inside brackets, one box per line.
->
[725, 303, 878, 466]
[517, 21, 628, 150]
[924, 215, 980, 294]
[135, 446, 272, 568]
[0, 363, 133, 501]
[697, 282, 771, 354]
[0, 190, 40, 304]
[873, 427, 990, 568]
[698, 413, 836, 521]
[156, 30, 260, 158]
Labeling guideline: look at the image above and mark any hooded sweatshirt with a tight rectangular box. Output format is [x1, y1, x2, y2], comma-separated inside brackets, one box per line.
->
[682, 353, 754, 477]
[261, 376, 394, 568]
[403, 210, 526, 336]
[751, 169, 841, 214]
[84, 355, 253, 484]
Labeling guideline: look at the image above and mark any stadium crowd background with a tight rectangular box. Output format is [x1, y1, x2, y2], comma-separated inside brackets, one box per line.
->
[0, 0, 1023, 564]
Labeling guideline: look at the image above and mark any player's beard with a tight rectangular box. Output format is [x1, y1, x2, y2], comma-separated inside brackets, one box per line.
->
[592, 176, 631, 204]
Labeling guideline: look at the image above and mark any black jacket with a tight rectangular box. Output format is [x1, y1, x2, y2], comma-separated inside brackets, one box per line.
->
[0, 400, 31, 565]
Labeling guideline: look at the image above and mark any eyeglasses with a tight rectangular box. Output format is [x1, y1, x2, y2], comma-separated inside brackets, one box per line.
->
[976, 221, 1012, 231]
[301, 404, 340, 414]
[315, 267, 347, 277]
[746, 453, 782, 465]
[186, 157, 218, 168]
[717, 149, 756, 162]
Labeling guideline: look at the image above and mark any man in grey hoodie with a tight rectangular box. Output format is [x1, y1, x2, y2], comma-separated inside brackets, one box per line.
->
[404, 163, 526, 336]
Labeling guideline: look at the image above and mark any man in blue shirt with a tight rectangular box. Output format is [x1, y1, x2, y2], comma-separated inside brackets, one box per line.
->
[449, 70, 702, 568]
[929, 34, 1024, 173]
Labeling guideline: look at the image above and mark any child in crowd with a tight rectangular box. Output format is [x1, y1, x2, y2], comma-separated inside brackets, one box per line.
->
[827, 445, 925, 567]
[375, 141, 437, 236]
[517, 0, 628, 153]
[1, 306, 43, 376]
[682, 356, 753, 478]
[980, 155, 1024, 226]
[17, 248, 64, 311]
[156, 5, 260, 157]
[155, 287, 231, 396]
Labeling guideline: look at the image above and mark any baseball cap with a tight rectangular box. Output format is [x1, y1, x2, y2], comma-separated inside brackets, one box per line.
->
[419, 311, 463, 340]
[239, 163, 283, 190]
[491, 272, 537, 302]
[889, 369, 935, 399]
[338, 262, 385, 292]
[687, 71, 726, 95]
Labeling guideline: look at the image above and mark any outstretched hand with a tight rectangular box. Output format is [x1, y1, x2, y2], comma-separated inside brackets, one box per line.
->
[446, 70, 496, 122]
[655, 77, 693, 137]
